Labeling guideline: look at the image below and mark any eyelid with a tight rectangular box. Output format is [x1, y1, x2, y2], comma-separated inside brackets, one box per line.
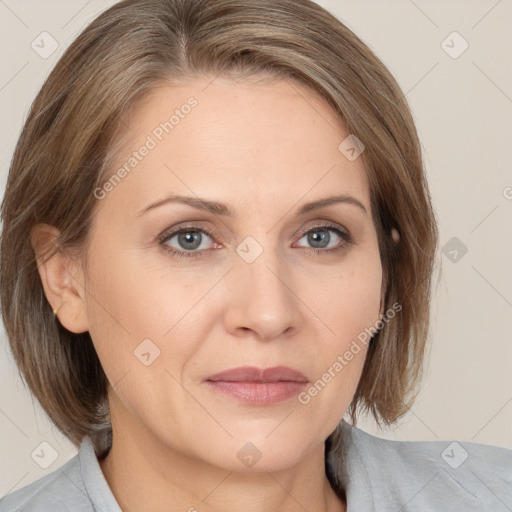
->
[295, 221, 349, 242]
[157, 222, 220, 246]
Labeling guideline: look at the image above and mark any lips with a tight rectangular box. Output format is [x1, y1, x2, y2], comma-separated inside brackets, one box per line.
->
[205, 366, 308, 383]
[204, 366, 309, 405]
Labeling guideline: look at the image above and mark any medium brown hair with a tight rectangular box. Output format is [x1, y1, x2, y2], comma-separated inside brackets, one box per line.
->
[1, 0, 439, 452]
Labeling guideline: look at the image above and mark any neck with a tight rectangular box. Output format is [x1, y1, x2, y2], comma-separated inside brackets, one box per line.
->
[99, 411, 346, 512]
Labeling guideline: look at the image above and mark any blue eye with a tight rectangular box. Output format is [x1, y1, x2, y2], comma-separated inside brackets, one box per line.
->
[295, 225, 351, 253]
[159, 224, 217, 258]
[158, 223, 351, 259]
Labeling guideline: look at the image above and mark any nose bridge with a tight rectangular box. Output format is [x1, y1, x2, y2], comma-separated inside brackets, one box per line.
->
[224, 234, 301, 340]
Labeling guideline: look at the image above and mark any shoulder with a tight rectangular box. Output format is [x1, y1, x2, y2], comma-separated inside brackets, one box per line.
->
[1, 435, 119, 512]
[329, 421, 512, 511]
[0, 454, 93, 512]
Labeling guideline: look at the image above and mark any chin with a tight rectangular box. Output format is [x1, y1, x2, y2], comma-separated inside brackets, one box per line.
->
[191, 430, 321, 474]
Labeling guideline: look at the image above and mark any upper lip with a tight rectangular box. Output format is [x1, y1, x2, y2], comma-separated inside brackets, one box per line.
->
[205, 366, 308, 383]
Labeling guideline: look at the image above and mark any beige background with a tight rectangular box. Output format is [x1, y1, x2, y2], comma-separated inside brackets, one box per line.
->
[1, 0, 511, 496]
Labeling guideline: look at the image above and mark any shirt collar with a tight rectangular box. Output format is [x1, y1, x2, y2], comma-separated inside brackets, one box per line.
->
[78, 436, 122, 512]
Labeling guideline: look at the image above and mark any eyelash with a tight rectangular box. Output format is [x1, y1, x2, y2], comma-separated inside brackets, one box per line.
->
[158, 222, 352, 259]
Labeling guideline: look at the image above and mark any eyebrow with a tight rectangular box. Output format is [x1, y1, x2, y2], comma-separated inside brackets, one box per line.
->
[137, 193, 368, 217]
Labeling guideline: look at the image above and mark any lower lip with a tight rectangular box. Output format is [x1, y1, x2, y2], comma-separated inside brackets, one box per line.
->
[205, 381, 308, 405]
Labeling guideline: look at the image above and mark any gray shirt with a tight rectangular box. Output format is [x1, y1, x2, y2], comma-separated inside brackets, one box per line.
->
[1, 421, 511, 511]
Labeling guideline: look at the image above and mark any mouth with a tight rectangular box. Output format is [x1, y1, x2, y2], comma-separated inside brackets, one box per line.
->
[203, 366, 309, 405]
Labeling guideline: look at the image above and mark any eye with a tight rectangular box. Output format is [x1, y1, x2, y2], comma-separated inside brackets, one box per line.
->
[158, 223, 218, 258]
[294, 224, 351, 254]
[158, 222, 352, 259]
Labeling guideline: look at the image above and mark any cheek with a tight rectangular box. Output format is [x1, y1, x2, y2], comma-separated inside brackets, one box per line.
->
[82, 234, 210, 388]
[307, 247, 382, 390]
[324, 248, 383, 342]
[296, 261, 382, 431]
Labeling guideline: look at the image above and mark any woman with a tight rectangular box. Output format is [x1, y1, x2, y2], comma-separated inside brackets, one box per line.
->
[1, 0, 510, 510]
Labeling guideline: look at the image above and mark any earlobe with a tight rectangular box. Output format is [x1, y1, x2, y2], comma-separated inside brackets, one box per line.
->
[30, 223, 89, 334]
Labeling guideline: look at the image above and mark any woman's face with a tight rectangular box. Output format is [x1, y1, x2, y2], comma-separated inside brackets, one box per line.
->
[79, 75, 384, 471]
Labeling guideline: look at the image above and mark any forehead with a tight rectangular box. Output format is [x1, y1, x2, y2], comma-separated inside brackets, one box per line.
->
[101, 76, 371, 218]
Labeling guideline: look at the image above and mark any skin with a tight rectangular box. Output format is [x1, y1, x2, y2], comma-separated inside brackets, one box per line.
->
[32, 75, 385, 512]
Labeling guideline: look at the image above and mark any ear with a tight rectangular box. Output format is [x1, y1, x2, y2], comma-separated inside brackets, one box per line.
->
[30, 223, 89, 334]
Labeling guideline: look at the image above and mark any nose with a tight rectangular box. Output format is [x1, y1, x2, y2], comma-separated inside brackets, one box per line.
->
[222, 249, 304, 342]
